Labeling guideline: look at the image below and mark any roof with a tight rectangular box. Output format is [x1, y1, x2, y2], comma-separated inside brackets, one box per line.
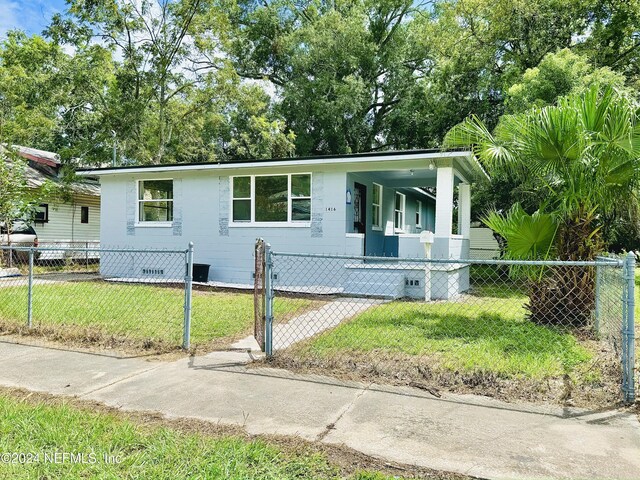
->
[1, 146, 100, 197]
[77, 148, 487, 181]
[15, 145, 61, 168]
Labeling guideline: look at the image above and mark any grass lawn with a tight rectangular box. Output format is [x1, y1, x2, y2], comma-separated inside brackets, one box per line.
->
[289, 282, 596, 380]
[0, 392, 412, 480]
[0, 282, 313, 350]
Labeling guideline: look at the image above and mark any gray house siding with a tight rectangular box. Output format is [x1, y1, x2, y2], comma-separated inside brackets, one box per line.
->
[100, 167, 355, 283]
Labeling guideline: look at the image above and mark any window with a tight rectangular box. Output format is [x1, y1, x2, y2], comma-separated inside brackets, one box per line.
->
[394, 192, 405, 232]
[34, 204, 48, 223]
[372, 183, 382, 230]
[232, 176, 251, 222]
[80, 206, 89, 224]
[138, 180, 173, 223]
[416, 200, 422, 229]
[231, 174, 312, 224]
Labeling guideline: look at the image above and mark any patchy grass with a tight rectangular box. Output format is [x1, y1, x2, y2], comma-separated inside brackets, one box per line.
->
[294, 295, 593, 379]
[0, 391, 433, 480]
[0, 282, 314, 351]
[272, 274, 621, 407]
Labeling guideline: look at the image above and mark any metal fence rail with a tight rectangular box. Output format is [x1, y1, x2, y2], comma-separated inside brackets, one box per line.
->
[259, 247, 634, 407]
[0, 244, 193, 353]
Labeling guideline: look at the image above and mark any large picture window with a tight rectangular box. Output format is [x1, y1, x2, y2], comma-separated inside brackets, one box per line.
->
[138, 180, 173, 223]
[232, 174, 312, 224]
[372, 183, 382, 230]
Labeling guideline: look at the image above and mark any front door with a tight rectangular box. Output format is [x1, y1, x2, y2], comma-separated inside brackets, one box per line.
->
[353, 183, 367, 252]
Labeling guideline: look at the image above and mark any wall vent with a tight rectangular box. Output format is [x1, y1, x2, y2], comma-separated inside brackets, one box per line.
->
[142, 268, 164, 276]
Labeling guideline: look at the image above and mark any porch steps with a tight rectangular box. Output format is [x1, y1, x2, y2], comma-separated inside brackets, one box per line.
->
[343, 268, 406, 299]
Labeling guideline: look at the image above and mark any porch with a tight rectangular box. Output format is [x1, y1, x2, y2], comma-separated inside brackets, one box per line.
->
[342, 158, 476, 300]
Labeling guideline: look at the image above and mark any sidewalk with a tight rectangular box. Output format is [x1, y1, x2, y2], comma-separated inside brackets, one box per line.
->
[1, 340, 639, 480]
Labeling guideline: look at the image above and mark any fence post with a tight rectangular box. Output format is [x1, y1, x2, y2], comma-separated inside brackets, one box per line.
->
[622, 252, 636, 404]
[27, 248, 34, 328]
[264, 243, 274, 357]
[594, 262, 602, 336]
[183, 242, 194, 351]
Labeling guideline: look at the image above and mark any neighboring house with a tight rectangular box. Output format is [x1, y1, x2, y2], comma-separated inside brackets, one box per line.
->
[469, 226, 501, 259]
[4, 146, 101, 248]
[78, 149, 485, 299]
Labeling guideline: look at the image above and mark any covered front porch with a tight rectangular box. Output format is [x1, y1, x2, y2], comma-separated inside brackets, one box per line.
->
[341, 155, 482, 300]
[343, 157, 476, 261]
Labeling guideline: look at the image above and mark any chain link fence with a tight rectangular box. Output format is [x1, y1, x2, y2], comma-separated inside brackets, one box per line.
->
[258, 247, 635, 408]
[0, 244, 193, 354]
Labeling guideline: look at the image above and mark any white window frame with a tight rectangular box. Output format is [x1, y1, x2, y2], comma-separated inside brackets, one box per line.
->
[136, 179, 174, 227]
[394, 191, 406, 233]
[416, 199, 423, 229]
[230, 173, 312, 227]
[372, 183, 383, 231]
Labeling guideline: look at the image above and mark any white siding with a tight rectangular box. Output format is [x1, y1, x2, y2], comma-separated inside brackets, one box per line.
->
[469, 227, 500, 259]
[35, 193, 100, 243]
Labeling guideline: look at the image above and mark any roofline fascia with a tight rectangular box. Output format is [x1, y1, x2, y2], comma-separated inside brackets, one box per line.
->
[76, 151, 469, 177]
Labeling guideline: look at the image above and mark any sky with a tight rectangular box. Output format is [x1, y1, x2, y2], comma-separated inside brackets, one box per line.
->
[0, 0, 67, 40]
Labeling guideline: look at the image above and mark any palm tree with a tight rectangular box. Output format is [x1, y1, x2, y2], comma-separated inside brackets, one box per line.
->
[444, 85, 640, 326]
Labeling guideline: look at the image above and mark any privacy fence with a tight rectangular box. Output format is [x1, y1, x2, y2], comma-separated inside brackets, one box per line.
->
[256, 240, 635, 407]
[0, 244, 194, 353]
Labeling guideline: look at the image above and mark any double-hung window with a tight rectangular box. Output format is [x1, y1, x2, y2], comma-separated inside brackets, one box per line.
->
[138, 180, 173, 224]
[232, 174, 312, 224]
[372, 183, 382, 230]
[394, 192, 405, 232]
[416, 200, 423, 229]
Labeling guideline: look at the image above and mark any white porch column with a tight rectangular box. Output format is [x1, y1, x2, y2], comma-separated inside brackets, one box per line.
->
[435, 165, 454, 237]
[458, 183, 471, 239]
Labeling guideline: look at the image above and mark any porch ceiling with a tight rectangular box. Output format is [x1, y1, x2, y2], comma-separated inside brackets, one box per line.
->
[362, 168, 464, 188]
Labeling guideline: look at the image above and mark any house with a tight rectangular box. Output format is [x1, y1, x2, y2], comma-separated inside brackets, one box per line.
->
[4, 146, 101, 251]
[78, 149, 485, 299]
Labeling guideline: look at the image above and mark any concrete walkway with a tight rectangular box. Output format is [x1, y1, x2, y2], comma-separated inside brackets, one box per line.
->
[0, 340, 638, 480]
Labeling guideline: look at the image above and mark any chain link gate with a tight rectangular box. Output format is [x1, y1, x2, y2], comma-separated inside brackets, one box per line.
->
[258, 247, 635, 407]
[254, 238, 266, 352]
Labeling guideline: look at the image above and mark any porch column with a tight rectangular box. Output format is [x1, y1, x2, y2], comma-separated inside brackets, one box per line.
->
[435, 165, 454, 237]
[458, 183, 471, 238]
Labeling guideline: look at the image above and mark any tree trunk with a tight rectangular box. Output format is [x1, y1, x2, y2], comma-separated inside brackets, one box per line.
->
[525, 206, 603, 329]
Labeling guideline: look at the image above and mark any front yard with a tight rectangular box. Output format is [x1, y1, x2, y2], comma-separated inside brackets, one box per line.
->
[0, 281, 314, 352]
[272, 274, 621, 407]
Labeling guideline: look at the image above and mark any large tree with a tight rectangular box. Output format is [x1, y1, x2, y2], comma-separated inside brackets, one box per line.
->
[445, 85, 640, 325]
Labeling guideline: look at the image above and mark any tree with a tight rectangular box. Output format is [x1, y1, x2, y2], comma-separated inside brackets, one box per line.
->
[445, 85, 640, 326]
[505, 49, 629, 114]
[207, 0, 434, 155]
[0, 147, 56, 266]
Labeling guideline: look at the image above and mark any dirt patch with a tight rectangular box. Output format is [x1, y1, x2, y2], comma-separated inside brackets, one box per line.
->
[0, 386, 477, 480]
[264, 347, 624, 410]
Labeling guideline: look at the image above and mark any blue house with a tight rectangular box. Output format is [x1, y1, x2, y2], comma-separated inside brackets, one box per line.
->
[79, 149, 485, 299]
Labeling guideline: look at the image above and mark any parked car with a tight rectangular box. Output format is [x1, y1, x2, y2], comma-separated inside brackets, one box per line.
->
[0, 220, 39, 264]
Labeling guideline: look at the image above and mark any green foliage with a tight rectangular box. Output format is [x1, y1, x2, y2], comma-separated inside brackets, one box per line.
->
[0, 147, 57, 237]
[506, 49, 628, 114]
[482, 205, 557, 260]
[1, 0, 640, 171]
[296, 296, 594, 379]
[0, 394, 396, 479]
[445, 85, 640, 243]
[0, 282, 312, 348]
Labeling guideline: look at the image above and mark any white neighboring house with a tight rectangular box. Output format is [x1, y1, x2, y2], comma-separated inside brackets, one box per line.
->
[4, 146, 101, 253]
[469, 226, 501, 259]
